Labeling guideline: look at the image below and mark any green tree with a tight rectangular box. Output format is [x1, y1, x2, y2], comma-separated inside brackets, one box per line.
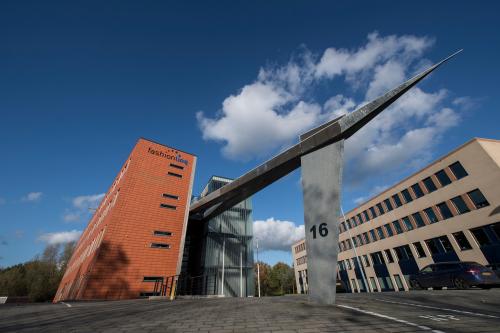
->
[269, 262, 294, 296]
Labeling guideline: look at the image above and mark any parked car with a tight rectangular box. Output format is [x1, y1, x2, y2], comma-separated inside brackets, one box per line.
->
[486, 263, 500, 278]
[409, 261, 500, 290]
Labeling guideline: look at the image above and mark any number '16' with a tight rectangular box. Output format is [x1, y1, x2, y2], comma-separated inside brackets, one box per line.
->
[310, 223, 328, 239]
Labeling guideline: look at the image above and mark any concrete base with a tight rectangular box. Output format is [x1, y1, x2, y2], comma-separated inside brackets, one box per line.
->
[300, 140, 344, 305]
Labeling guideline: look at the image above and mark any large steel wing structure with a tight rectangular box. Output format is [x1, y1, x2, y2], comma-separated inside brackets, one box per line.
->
[189, 50, 461, 304]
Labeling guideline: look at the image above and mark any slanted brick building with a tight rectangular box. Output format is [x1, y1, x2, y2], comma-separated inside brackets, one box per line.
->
[54, 138, 196, 301]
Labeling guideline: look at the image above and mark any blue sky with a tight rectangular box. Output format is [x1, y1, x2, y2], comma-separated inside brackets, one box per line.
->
[1, 1, 499, 267]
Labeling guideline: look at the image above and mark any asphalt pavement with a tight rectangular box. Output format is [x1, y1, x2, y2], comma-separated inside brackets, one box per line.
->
[1, 289, 499, 332]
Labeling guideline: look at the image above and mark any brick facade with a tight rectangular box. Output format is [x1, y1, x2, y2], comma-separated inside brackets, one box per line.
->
[54, 138, 196, 301]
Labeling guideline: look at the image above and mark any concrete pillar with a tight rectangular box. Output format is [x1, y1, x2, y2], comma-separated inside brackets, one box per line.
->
[300, 140, 343, 305]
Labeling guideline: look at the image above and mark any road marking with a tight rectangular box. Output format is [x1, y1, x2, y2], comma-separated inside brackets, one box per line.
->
[419, 314, 460, 322]
[374, 298, 500, 319]
[61, 302, 72, 308]
[337, 304, 445, 333]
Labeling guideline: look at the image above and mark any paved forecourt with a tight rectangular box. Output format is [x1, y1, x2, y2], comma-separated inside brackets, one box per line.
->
[1, 290, 500, 332]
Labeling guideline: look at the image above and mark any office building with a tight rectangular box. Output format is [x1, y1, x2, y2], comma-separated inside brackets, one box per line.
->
[293, 138, 500, 293]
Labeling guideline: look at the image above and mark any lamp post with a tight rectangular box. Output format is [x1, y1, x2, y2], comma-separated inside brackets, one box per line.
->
[256, 238, 261, 298]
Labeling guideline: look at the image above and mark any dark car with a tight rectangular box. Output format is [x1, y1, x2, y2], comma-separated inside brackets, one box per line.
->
[409, 261, 500, 290]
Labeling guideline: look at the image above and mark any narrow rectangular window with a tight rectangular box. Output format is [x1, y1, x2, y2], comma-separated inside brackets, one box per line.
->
[425, 239, 440, 255]
[384, 198, 393, 211]
[413, 242, 426, 258]
[352, 237, 358, 247]
[467, 189, 490, 209]
[370, 229, 377, 242]
[470, 227, 491, 246]
[153, 230, 172, 237]
[160, 203, 177, 210]
[384, 224, 394, 237]
[449, 161, 468, 179]
[363, 255, 370, 267]
[384, 249, 394, 263]
[401, 189, 413, 203]
[411, 183, 424, 198]
[170, 163, 184, 170]
[394, 274, 404, 290]
[452, 231, 472, 250]
[357, 235, 363, 246]
[392, 220, 403, 234]
[435, 169, 452, 186]
[150, 243, 170, 249]
[422, 177, 437, 193]
[376, 227, 385, 239]
[357, 214, 363, 224]
[162, 193, 179, 200]
[412, 212, 426, 228]
[424, 207, 439, 223]
[363, 210, 370, 222]
[143, 276, 163, 282]
[402, 217, 413, 231]
[439, 236, 454, 253]
[437, 202, 453, 219]
[369, 206, 377, 218]
[451, 196, 470, 214]
[376, 202, 385, 215]
[392, 194, 402, 207]
[167, 171, 182, 178]
[363, 232, 370, 244]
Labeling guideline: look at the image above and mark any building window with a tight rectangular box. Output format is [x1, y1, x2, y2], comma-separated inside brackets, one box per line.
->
[401, 189, 413, 203]
[143, 276, 163, 282]
[170, 163, 184, 170]
[376, 227, 385, 240]
[424, 207, 439, 223]
[376, 203, 385, 215]
[371, 251, 385, 265]
[449, 161, 468, 180]
[394, 274, 405, 290]
[412, 212, 426, 228]
[160, 203, 177, 210]
[392, 194, 402, 208]
[357, 235, 363, 246]
[394, 245, 414, 261]
[370, 277, 378, 291]
[369, 206, 377, 218]
[470, 227, 492, 246]
[491, 222, 500, 241]
[467, 189, 490, 208]
[370, 229, 377, 242]
[425, 239, 440, 255]
[363, 232, 370, 244]
[167, 171, 182, 178]
[402, 217, 413, 231]
[392, 220, 403, 234]
[437, 202, 453, 219]
[363, 255, 370, 267]
[411, 183, 424, 198]
[346, 219, 352, 229]
[451, 196, 470, 214]
[162, 193, 179, 200]
[439, 236, 454, 253]
[150, 243, 170, 249]
[452, 231, 472, 250]
[384, 224, 394, 237]
[385, 249, 394, 263]
[435, 170, 452, 186]
[363, 210, 370, 222]
[352, 237, 358, 247]
[384, 198, 393, 211]
[153, 230, 172, 237]
[357, 214, 363, 224]
[422, 177, 437, 193]
[413, 242, 427, 258]
[346, 259, 352, 270]
[351, 217, 357, 227]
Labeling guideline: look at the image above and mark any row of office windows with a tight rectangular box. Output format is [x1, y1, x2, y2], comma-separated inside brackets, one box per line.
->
[296, 255, 307, 266]
[339, 188, 489, 252]
[294, 242, 306, 254]
[339, 161, 468, 233]
[339, 221, 500, 272]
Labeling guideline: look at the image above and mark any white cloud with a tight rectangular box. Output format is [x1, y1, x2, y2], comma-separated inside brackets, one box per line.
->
[38, 230, 82, 245]
[197, 32, 466, 189]
[353, 184, 390, 205]
[62, 193, 105, 223]
[22, 192, 43, 202]
[254, 218, 304, 252]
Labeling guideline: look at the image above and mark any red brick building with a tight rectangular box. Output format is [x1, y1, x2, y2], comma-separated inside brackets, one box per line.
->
[54, 138, 196, 301]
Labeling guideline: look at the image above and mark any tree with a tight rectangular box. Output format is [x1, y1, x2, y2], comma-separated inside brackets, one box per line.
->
[254, 261, 295, 296]
[0, 242, 76, 302]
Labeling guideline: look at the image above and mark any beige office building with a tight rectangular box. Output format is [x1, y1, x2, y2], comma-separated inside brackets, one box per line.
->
[293, 138, 500, 293]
